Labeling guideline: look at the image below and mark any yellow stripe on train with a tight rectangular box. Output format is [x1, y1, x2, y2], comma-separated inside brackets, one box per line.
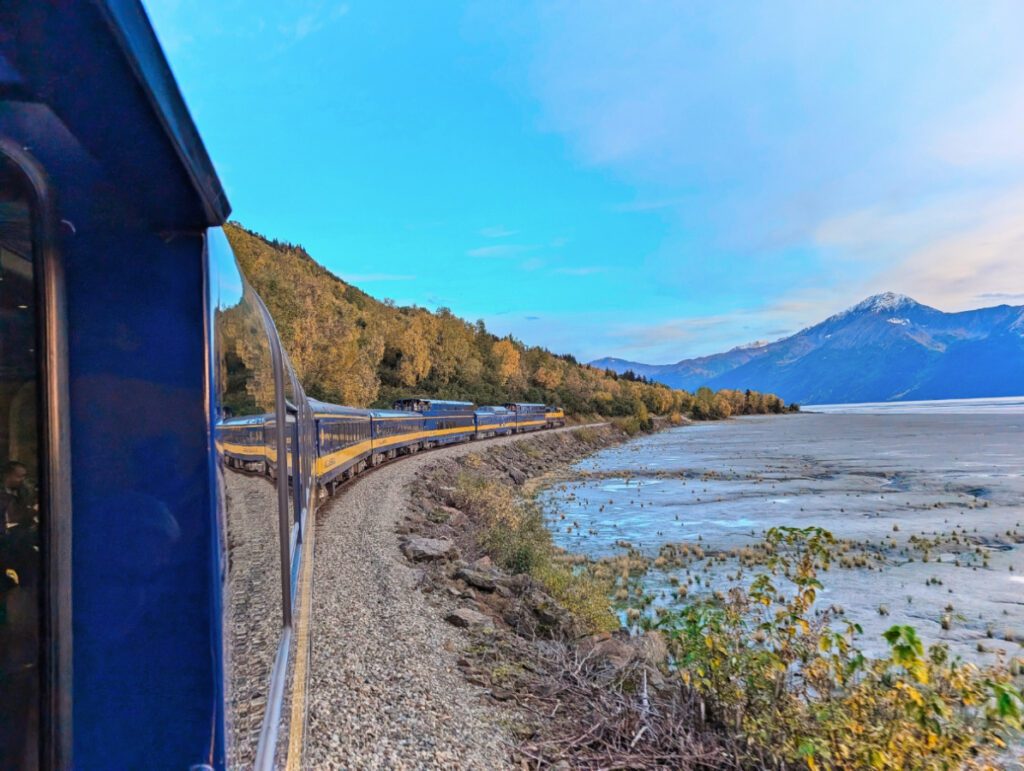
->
[314, 425, 476, 475]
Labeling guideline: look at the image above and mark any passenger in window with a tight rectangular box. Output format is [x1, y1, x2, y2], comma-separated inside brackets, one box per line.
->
[1, 461, 39, 592]
[1, 461, 34, 531]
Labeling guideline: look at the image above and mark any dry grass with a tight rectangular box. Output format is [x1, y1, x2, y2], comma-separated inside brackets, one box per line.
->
[510, 642, 734, 770]
[451, 472, 619, 634]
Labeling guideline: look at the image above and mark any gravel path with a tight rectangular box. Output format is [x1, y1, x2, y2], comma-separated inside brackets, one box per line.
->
[306, 427, 595, 769]
[223, 472, 282, 769]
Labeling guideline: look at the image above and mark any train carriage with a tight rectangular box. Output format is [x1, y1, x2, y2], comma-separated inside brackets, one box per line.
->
[474, 406, 515, 438]
[392, 398, 476, 447]
[311, 400, 373, 491]
[369, 409, 427, 462]
[505, 402, 549, 432]
[0, 2, 326, 766]
[217, 415, 270, 472]
[0, 4, 572, 768]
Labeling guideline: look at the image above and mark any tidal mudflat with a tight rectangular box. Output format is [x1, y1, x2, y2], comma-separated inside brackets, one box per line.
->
[541, 407, 1024, 662]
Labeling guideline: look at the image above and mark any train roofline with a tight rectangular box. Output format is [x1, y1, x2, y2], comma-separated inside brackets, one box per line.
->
[394, 398, 475, 407]
[307, 399, 374, 417]
[0, 0, 230, 228]
[218, 414, 271, 426]
[368, 409, 420, 418]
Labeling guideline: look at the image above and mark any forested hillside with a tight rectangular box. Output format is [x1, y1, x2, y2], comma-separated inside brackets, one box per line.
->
[225, 224, 787, 419]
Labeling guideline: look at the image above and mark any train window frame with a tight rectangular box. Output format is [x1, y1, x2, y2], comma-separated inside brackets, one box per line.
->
[0, 138, 73, 770]
[251, 299, 292, 630]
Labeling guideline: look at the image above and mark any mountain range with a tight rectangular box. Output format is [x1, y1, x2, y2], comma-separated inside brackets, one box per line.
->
[591, 293, 1024, 405]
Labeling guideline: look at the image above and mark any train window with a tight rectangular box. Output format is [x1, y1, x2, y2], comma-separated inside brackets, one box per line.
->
[0, 153, 43, 770]
[207, 231, 284, 768]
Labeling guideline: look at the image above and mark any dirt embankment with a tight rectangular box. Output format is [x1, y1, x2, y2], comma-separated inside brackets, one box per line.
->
[397, 424, 732, 769]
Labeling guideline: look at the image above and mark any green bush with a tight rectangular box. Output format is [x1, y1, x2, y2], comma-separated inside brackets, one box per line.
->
[654, 526, 1024, 769]
[451, 472, 618, 633]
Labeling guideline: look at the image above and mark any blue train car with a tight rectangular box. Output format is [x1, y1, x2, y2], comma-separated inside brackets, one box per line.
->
[217, 415, 271, 472]
[0, 3, 318, 767]
[393, 398, 476, 446]
[0, 4, 573, 768]
[369, 409, 426, 461]
[474, 406, 515, 438]
[311, 400, 373, 490]
[505, 402, 549, 432]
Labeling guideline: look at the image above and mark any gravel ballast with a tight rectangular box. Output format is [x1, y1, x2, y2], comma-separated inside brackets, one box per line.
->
[305, 427, 599, 769]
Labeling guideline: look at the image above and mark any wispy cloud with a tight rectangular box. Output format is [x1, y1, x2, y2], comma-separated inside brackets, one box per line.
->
[813, 186, 1024, 312]
[476, 0, 1024, 349]
[279, 2, 349, 42]
[977, 292, 1024, 303]
[928, 80, 1024, 171]
[609, 198, 687, 213]
[342, 273, 416, 282]
[604, 307, 791, 362]
[480, 225, 517, 238]
[553, 266, 607, 276]
[467, 244, 532, 258]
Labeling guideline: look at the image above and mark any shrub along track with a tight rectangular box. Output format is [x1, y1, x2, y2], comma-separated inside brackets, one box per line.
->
[303, 425, 602, 769]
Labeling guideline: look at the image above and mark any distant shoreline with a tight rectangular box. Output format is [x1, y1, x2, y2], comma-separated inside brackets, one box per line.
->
[803, 394, 1024, 414]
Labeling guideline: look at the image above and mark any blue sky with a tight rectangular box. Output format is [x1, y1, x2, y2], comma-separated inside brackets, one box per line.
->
[146, 1, 1024, 363]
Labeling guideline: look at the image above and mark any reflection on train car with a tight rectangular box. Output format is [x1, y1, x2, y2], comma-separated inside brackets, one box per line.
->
[217, 415, 270, 473]
[311, 400, 373, 494]
[0, 155, 42, 770]
[210, 231, 294, 768]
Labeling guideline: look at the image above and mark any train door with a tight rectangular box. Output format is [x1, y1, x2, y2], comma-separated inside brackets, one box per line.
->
[0, 144, 71, 768]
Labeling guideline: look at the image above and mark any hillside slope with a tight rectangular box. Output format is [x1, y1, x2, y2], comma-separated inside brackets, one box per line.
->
[225, 224, 731, 417]
[593, 293, 1024, 404]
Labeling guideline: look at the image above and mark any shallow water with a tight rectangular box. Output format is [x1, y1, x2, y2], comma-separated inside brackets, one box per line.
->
[541, 409, 1024, 661]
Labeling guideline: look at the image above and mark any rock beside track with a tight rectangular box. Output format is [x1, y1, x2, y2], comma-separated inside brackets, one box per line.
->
[400, 536, 459, 562]
[445, 608, 493, 629]
[305, 425, 607, 770]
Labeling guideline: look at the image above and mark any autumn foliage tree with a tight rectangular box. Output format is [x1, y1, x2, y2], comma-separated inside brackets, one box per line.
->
[225, 223, 789, 422]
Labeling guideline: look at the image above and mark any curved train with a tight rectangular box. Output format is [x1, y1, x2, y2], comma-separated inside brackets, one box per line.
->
[0, 2, 564, 769]
[218, 400, 565, 494]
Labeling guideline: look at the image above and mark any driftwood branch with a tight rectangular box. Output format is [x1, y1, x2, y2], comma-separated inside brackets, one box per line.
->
[508, 642, 742, 770]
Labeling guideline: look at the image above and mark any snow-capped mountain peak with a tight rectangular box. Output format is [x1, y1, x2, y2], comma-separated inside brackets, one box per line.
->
[822, 292, 926, 325]
[848, 291, 918, 314]
[589, 293, 1024, 403]
[730, 339, 770, 351]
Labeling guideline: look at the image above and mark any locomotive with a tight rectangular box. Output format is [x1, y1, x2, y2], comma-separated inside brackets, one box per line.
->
[0, 2, 564, 768]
